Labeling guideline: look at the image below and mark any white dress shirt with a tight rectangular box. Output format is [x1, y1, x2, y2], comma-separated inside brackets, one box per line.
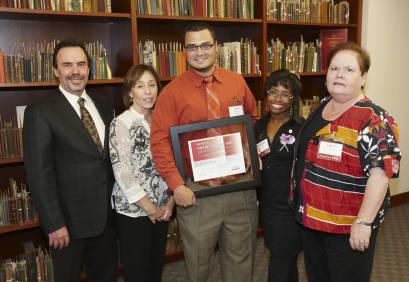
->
[59, 85, 105, 145]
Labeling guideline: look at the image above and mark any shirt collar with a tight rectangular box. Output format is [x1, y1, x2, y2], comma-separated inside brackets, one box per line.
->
[129, 106, 145, 119]
[187, 66, 223, 88]
[59, 85, 90, 104]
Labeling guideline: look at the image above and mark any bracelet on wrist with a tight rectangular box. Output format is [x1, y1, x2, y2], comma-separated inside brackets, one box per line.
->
[355, 218, 372, 227]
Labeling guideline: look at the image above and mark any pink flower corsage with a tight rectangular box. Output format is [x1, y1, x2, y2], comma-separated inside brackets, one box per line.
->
[279, 133, 296, 152]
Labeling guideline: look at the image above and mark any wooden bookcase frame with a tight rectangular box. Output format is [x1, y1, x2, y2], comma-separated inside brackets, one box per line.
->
[0, 0, 362, 263]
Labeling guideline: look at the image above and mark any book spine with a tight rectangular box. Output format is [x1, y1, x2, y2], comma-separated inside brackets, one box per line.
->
[0, 50, 5, 83]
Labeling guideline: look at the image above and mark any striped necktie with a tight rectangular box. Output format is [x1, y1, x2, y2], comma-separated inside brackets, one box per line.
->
[78, 97, 104, 155]
[204, 76, 221, 136]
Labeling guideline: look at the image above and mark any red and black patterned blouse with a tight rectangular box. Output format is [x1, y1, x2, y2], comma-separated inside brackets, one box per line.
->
[290, 97, 401, 234]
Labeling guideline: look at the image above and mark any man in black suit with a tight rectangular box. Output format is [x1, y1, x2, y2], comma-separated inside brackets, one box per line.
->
[23, 40, 117, 282]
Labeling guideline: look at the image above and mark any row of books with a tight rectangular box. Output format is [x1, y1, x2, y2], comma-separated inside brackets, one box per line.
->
[0, 178, 38, 227]
[267, 29, 348, 73]
[137, 0, 254, 19]
[0, 0, 111, 12]
[0, 247, 53, 282]
[0, 40, 112, 84]
[266, 0, 350, 24]
[267, 37, 322, 74]
[138, 39, 260, 78]
[218, 39, 260, 75]
[299, 96, 320, 119]
[0, 115, 23, 160]
[139, 41, 188, 78]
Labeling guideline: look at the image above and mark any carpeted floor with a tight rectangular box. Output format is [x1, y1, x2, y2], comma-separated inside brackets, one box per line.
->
[161, 204, 409, 282]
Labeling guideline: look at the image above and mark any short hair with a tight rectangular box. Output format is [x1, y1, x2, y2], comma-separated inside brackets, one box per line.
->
[122, 64, 162, 109]
[53, 40, 91, 68]
[327, 41, 371, 74]
[263, 69, 302, 98]
[183, 22, 216, 43]
[263, 69, 303, 122]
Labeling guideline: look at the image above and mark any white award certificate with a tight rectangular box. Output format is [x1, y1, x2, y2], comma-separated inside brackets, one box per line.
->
[188, 132, 246, 182]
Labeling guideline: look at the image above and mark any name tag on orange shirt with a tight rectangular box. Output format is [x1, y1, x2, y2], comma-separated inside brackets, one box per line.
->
[229, 105, 244, 117]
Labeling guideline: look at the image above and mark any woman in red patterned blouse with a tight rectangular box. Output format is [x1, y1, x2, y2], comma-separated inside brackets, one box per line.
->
[290, 42, 401, 282]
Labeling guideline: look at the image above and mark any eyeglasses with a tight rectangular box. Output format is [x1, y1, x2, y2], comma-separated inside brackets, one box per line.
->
[266, 89, 294, 100]
[185, 43, 215, 52]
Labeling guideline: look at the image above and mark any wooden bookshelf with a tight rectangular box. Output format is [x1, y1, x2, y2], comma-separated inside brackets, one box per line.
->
[0, 78, 124, 88]
[0, 7, 131, 21]
[0, 157, 24, 165]
[0, 0, 363, 269]
[0, 220, 40, 235]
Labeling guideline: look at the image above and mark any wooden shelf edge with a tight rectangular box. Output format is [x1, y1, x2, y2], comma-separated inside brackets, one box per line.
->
[0, 220, 40, 235]
[137, 14, 262, 23]
[0, 157, 24, 165]
[266, 20, 358, 27]
[0, 7, 130, 19]
[0, 78, 124, 88]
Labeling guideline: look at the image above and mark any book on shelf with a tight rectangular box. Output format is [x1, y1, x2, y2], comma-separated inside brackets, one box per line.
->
[137, 0, 254, 19]
[0, 117, 23, 160]
[267, 36, 322, 74]
[0, 178, 38, 227]
[320, 28, 348, 70]
[299, 96, 320, 119]
[0, 0, 111, 12]
[266, 0, 350, 24]
[0, 40, 112, 84]
[0, 246, 53, 282]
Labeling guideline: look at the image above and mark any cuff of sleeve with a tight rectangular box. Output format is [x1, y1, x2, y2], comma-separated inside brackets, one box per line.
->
[167, 174, 185, 192]
[125, 189, 147, 204]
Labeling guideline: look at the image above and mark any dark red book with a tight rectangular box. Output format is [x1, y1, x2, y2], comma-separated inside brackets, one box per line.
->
[0, 0, 8, 7]
[320, 28, 348, 70]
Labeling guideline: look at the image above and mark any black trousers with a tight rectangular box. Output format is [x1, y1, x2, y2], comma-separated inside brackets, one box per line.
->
[267, 252, 299, 282]
[301, 227, 378, 282]
[116, 213, 168, 282]
[51, 222, 118, 282]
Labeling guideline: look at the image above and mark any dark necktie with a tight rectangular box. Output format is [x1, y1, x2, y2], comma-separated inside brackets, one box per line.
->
[204, 76, 221, 136]
[78, 97, 104, 155]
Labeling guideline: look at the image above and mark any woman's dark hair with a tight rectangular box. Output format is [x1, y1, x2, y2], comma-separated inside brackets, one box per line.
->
[327, 41, 371, 74]
[263, 69, 303, 121]
[122, 64, 161, 109]
[53, 40, 91, 68]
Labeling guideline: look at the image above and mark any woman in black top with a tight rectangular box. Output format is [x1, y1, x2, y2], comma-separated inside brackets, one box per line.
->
[254, 69, 303, 282]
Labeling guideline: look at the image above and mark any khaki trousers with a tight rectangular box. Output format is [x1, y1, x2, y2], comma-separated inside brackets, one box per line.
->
[176, 189, 258, 282]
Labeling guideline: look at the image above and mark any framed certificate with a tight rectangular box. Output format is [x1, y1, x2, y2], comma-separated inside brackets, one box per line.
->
[170, 115, 260, 198]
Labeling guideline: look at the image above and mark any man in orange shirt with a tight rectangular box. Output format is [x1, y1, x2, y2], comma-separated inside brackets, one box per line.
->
[151, 23, 258, 282]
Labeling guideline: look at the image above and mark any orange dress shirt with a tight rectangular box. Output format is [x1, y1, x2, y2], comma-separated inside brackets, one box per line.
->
[151, 67, 257, 191]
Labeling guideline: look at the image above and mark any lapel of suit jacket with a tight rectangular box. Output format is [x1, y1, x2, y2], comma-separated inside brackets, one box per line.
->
[56, 90, 105, 158]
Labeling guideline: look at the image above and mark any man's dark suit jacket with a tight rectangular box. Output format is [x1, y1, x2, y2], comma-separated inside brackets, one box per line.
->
[23, 90, 114, 239]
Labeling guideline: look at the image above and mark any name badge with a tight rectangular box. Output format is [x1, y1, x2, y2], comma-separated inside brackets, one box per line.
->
[229, 105, 244, 117]
[257, 138, 270, 157]
[317, 140, 343, 162]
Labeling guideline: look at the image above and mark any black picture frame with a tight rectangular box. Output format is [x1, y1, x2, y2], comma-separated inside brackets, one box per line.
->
[170, 115, 260, 198]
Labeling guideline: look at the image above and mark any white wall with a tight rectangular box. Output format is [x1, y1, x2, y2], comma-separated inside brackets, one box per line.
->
[361, 0, 409, 195]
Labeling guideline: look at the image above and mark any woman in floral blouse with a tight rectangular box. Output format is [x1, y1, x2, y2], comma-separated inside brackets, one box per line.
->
[290, 42, 401, 282]
[254, 69, 304, 282]
[109, 64, 174, 282]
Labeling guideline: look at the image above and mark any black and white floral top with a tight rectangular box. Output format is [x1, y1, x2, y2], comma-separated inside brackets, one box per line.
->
[109, 107, 169, 218]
